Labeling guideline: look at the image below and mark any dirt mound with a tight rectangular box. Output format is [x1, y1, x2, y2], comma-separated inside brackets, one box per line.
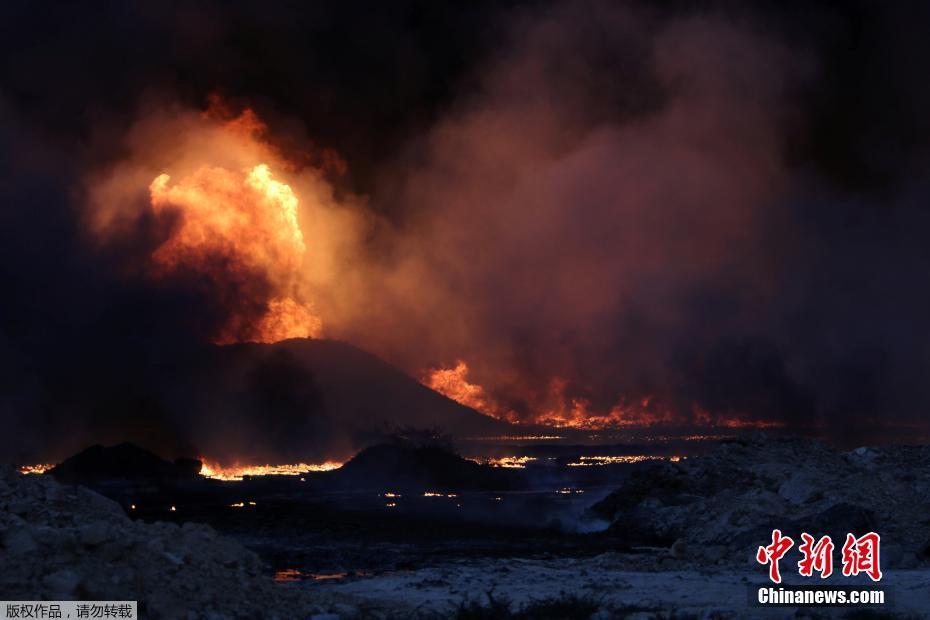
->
[318, 443, 519, 492]
[49, 443, 201, 483]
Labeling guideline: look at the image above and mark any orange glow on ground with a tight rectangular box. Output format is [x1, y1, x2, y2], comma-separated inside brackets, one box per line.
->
[199, 460, 342, 481]
[18, 464, 54, 475]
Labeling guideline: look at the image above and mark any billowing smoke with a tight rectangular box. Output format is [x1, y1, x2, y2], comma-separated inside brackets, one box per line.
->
[2, 0, 930, 461]
[355, 8, 800, 427]
[84, 100, 369, 345]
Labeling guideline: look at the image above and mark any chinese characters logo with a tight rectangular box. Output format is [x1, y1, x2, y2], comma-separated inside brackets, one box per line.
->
[756, 530, 882, 583]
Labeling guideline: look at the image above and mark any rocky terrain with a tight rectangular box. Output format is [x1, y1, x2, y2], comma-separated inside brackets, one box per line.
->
[591, 437, 930, 571]
[4, 437, 930, 618]
[0, 464, 350, 619]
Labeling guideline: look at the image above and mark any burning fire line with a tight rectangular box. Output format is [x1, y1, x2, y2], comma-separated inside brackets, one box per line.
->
[460, 435, 565, 441]
[423, 360, 787, 430]
[199, 460, 342, 481]
[565, 455, 684, 467]
[476, 456, 537, 469]
[18, 464, 54, 475]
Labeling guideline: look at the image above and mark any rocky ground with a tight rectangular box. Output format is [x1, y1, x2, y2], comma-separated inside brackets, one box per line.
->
[0, 464, 352, 619]
[590, 437, 930, 571]
[320, 556, 930, 618]
[3, 437, 930, 618]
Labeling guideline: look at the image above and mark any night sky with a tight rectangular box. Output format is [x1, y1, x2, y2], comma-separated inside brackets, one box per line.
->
[2, 1, 929, 461]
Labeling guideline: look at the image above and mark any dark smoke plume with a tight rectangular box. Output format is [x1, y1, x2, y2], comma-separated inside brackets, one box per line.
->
[1, 1, 929, 461]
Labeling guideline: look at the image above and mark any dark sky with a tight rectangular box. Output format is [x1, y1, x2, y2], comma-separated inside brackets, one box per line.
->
[1, 0, 929, 460]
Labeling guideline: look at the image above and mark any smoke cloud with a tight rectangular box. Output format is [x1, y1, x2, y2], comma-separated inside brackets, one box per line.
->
[344, 8, 801, 426]
[2, 0, 930, 461]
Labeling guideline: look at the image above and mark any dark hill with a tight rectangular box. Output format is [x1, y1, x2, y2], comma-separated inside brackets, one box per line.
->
[49, 442, 201, 483]
[316, 443, 521, 492]
[168, 339, 510, 463]
[27, 339, 510, 465]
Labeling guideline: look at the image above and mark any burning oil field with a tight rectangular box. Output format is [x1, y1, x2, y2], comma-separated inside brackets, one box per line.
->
[3, 1, 930, 618]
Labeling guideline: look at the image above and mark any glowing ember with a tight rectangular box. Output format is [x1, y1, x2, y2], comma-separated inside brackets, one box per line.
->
[274, 569, 349, 582]
[422, 491, 458, 498]
[18, 464, 54, 475]
[565, 455, 684, 467]
[482, 456, 537, 469]
[382, 492, 402, 498]
[385, 502, 397, 508]
[556, 488, 584, 495]
[199, 460, 342, 481]
[274, 569, 303, 583]
[461, 435, 565, 441]
[229, 501, 257, 508]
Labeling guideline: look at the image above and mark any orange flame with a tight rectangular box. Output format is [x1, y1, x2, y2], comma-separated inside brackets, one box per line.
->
[422, 362, 784, 430]
[88, 98, 335, 345]
[422, 361, 497, 416]
[18, 464, 54, 475]
[149, 160, 321, 344]
[199, 459, 342, 481]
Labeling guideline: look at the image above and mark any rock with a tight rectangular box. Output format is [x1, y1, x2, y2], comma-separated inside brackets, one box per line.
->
[701, 545, 727, 563]
[594, 437, 930, 574]
[8, 500, 31, 515]
[898, 552, 920, 569]
[79, 522, 111, 546]
[4, 528, 38, 554]
[669, 538, 687, 559]
[847, 446, 881, 468]
[43, 569, 81, 595]
[777, 474, 822, 504]
[1, 464, 329, 617]
[882, 543, 903, 566]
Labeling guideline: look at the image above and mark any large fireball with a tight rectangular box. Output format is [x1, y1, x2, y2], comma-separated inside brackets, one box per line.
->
[87, 100, 339, 345]
[149, 163, 321, 343]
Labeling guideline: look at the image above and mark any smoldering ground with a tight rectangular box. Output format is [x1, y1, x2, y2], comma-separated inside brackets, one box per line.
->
[1, 1, 930, 462]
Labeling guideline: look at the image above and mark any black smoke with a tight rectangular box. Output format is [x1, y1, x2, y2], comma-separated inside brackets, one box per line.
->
[1, 0, 929, 461]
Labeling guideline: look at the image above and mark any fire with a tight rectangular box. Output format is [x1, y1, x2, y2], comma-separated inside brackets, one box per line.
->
[422, 361, 497, 416]
[87, 98, 339, 345]
[423, 362, 785, 430]
[274, 569, 303, 582]
[18, 464, 54, 475]
[199, 459, 342, 481]
[482, 456, 537, 469]
[149, 160, 321, 344]
[565, 455, 683, 467]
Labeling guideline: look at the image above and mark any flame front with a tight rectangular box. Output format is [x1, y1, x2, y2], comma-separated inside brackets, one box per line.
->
[199, 459, 342, 481]
[422, 361, 497, 416]
[423, 361, 785, 430]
